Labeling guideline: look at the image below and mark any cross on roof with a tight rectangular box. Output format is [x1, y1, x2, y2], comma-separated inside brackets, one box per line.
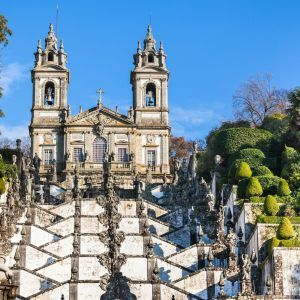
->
[96, 88, 104, 103]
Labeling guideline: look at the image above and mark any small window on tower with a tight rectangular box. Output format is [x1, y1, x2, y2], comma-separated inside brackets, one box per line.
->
[48, 52, 54, 61]
[145, 83, 156, 107]
[44, 82, 55, 106]
[148, 54, 154, 63]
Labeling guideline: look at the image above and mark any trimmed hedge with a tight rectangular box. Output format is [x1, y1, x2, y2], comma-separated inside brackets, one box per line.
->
[281, 145, 299, 167]
[279, 239, 300, 247]
[267, 237, 280, 255]
[0, 178, 6, 195]
[212, 128, 272, 157]
[256, 215, 300, 224]
[246, 177, 263, 197]
[252, 166, 273, 176]
[277, 217, 295, 240]
[264, 195, 279, 216]
[255, 175, 281, 195]
[278, 179, 291, 196]
[235, 162, 252, 180]
[229, 148, 266, 167]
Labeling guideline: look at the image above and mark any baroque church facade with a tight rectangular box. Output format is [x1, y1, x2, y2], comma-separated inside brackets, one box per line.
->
[30, 24, 170, 180]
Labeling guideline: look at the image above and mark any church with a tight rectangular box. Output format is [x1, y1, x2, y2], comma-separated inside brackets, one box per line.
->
[29, 24, 170, 181]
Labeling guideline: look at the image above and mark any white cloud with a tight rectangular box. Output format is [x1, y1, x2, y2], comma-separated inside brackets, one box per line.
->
[0, 124, 29, 140]
[0, 62, 29, 95]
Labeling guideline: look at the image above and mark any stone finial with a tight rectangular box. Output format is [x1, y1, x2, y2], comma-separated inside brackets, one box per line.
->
[152, 259, 160, 282]
[250, 248, 257, 264]
[207, 248, 214, 268]
[144, 24, 156, 50]
[198, 223, 204, 243]
[266, 276, 272, 295]
[218, 272, 227, 297]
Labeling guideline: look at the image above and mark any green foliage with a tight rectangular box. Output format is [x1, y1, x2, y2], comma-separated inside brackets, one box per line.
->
[0, 159, 17, 179]
[0, 177, 6, 195]
[261, 114, 289, 138]
[281, 146, 299, 167]
[256, 175, 281, 195]
[237, 178, 250, 198]
[235, 162, 252, 180]
[276, 217, 295, 240]
[249, 196, 265, 203]
[210, 127, 272, 158]
[252, 166, 273, 176]
[246, 177, 263, 197]
[267, 237, 280, 255]
[256, 215, 300, 224]
[264, 195, 279, 216]
[0, 148, 20, 164]
[279, 239, 300, 247]
[281, 162, 300, 190]
[229, 148, 266, 166]
[278, 179, 291, 196]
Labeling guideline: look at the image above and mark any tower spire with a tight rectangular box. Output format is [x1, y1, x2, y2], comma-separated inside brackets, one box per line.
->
[144, 24, 156, 50]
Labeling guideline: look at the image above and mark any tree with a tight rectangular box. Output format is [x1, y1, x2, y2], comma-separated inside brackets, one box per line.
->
[169, 136, 192, 159]
[233, 73, 288, 127]
[0, 15, 12, 118]
[276, 217, 295, 240]
[278, 179, 291, 196]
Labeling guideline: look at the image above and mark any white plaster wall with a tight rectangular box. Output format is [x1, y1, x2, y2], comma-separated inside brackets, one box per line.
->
[157, 259, 186, 282]
[119, 200, 137, 216]
[160, 284, 190, 300]
[152, 236, 178, 257]
[148, 218, 170, 236]
[43, 235, 74, 258]
[32, 283, 69, 300]
[77, 283, 104, 299]
[80, 235, 107, 255]
[168, 246, 198, 270]
[37, 257, 71, 282]
[81, 217, 104, 234]
[30, 226, 59, 247]
[121, 257, 148, 280]
[129, 283, 153, 300]
[48, 217, 74, 236]
[120, 235, 144, 256]
[119, 217, 140, 234]
[79, 257, 107, 280]
[81, 199, 104, 216]
[50, 202, 75, 218]
[145, 202, 167, 218]
[25, 246, 55, 270]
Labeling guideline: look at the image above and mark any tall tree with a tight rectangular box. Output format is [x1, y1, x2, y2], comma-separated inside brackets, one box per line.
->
[169, 136, 192, 159]
[0, 15, 12, 117]
[233, 73, 288, 127]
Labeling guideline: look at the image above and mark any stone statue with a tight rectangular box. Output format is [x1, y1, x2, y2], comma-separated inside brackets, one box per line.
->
[240, 254, 253, 295]
[0, 256, 13, 284]
[12, 154, 17, 165]
[84, 150, 90, 162]
[46, 86, 54, 104]
[65, 150, 71, 162]
[214, 154, 221, 166]
[33, 153, 41, 170]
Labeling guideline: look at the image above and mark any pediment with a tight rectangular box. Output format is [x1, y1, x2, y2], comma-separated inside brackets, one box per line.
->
[66, 106, 134, 127]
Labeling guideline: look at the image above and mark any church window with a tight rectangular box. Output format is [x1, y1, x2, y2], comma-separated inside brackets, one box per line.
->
[73, 148, 84, 162]
[44, 82, 55, 106]
[145, 83, 156, 107]
[93, 137, 107, 162]
[48, 52, 54, 61]
[148, 54, 154, 63]
[118, 148, 129, 162]
[147, 149, 156, 171]
[44, 149, 53, 165]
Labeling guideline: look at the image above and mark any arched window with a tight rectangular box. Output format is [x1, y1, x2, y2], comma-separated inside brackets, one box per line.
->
[145, 83, 156, 107]
[148, 54, 154, 63]
[44, 82, 55, 106]
[93, 137, 107, 162]
[48, 52, 54, 61]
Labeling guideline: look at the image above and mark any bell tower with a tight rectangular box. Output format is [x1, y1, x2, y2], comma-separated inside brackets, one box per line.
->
[130, 25, 169, 125]
[30, 23, 69, 172]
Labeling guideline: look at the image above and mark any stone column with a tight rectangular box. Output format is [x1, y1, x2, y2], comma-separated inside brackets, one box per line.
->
[273, 250, 283, 295]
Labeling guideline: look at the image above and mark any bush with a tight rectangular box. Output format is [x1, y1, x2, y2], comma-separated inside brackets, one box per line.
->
[211, 127, 273, 158]
[264, 195, 279, 216]
[229, 148, 266, 167]
[256, 215, 300, 224]
[281, 162, 300, 190]
[267, 237, 280, 255]
[276, 217, 295, 240]
[256, 175, 281, 195]
[235, 162, 252, 180]
[0, 178, 6, 195]
[246, 177, 263, 198]
[281, 145, 299, 167]
[279, 239, 300, 247]
[252, 166, 273, 176]
[237, 178, 251, 198]
[278, 179, 291, 196]
[249, 196, 265, 203]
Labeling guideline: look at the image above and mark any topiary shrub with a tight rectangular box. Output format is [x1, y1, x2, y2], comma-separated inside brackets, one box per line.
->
[276, 217, 295, 240]
[267, 237, 280, 255]
[229, 148, 266, 167]
[0, 178, 6, 195]
[212, 128, 273, 158]
[279, 239, 300, 247]
[246, 177, 263, 198]
[278, 179, 291, 196]
[264, 195, 279, 216]
[281, 162, 300, 190]
[237, 178, 250, 198]
[255, 175, 281, 195]
[235, 162, 252, 180]
[252, 166, 273, 176]
[249, 196, 265, 203]
[281, 145, 299, 167]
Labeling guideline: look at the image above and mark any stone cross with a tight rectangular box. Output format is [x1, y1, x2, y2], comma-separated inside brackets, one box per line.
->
[96, 88, 105, 107]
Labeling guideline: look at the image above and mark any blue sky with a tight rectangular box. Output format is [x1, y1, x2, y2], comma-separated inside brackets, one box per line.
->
[1, 0, 300, 140]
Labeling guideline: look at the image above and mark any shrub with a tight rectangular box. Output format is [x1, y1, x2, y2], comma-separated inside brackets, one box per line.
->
[235, 162, 252, 180]
[211, 128, 273, 158]
[267, 237, 280, 255]
[249, 196, 265, 203]
[256, 215, 300, 224]
[246, 177, 263, 198]
[252, 166, 273, 176]
[281, 162, 300, 190]
[281, 145, 299, 167]
[279, 239, 300, 247]
[0, 178, 6, 195]
[276, 217, 295, 240]
[264, 195, 279, 216]
[229, 148, 266, 166]
[278, 179, 291, 196]
[237, 178, 250, 198]
[255, 175, 281, 195]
